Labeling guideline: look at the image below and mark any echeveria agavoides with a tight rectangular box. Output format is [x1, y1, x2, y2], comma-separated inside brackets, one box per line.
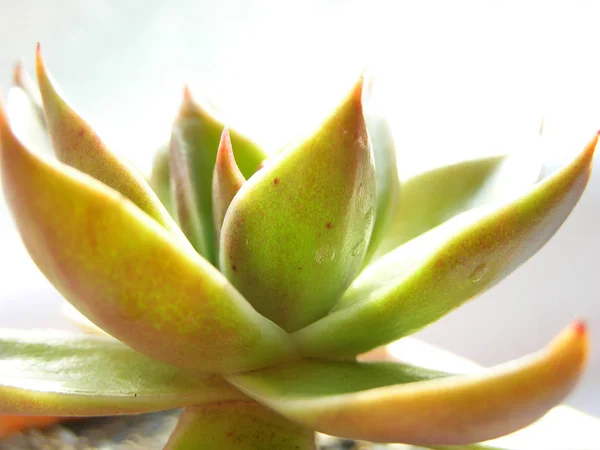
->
[0, 47, 596, 449]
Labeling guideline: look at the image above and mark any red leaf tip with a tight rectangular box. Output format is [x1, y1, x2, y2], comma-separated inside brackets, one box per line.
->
[12, 61, 23, 86]
[182, 84, 193, 102]
[572, 320, 587, 337]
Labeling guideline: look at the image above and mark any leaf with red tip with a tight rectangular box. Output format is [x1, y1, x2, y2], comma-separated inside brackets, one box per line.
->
[230, 323, 587, 446]
[35, 47, 181, 236]
[220, 77, 376, 331]
[0, 103, 293, 373]
[164, 402, 316, 450]
[0, 330, 245, 416]
[170, 88, 266, 264]
[293, 136, 595, 358]
[212, 129, 245, 242]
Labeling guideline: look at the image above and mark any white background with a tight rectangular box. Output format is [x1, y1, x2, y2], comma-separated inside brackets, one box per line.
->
[0, 0, 598, 416]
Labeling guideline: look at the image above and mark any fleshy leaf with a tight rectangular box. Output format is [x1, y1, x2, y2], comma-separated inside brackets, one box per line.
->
[220, 76, 376, 331]
[170, 87, 266, 264]
[212, 128, 245, 242]
[376, 152, 541, 258]
[0, 103, 293, 373]
[361, 79, 401, 264]
[35, 46, 181, 236]
[0, 330, 245, 416]
[230, 322, 587, 446]
[148, 143, 175, 217]
[164, 402, 316, 450]
[293, 135, 596, 358]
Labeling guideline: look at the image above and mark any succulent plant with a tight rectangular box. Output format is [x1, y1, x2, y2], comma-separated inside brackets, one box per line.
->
[0, 45, 596, 450]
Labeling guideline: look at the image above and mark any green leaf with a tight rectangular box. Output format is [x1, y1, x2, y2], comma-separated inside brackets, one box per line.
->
[170, 87, 266, 264]
[219, 76, 376, 332]
[212, 129, 245, 242]
[164, 402, 316, 450]
[362, 107, 401, 264]
[35, 46, 181, 236]
[148, 143, 175, 217]
[0, 102, 293, 373]
[376, 152, 541, 259]
[0, 330, 245, 416]
[293, 136, 596, 358]
[230, 322, 587, 446]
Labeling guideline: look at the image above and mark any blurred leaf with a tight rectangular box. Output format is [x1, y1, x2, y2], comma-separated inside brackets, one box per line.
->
[0, 104, 293, 373]
[231, 323, 587, 446]
[293, 135, 595, 357]
[148, 143, 175, 217]
[376, 151, 540, 258]
[220, 77, 376, 331]
[0, 330, 245, 416]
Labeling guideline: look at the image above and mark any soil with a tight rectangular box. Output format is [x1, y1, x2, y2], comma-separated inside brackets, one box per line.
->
[0, 410, 425, 449]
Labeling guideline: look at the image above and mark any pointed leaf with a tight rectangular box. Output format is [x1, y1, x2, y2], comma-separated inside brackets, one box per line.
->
[0, 330, 245, 416]
[293, 136, 595, 358]
[35, 47, 181, 236]
[212, 129, 245, 242]
[170, 87, 266, 264]
[362, 82, 401, 264]
[0, 103, 293, 373]
[164, 402, 316, 450]
[230, 322, 587, 446]
[220, 77, 376, 331]
[376, 152, 541, 258]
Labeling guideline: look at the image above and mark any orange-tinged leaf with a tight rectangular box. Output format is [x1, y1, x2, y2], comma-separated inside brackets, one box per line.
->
[229, 322, 588, 446]
[0, 330, 246, 416]
[293, 135, 596, 358]
[35, 46, 181, 236]
[220, 76, 376, 331]
[212, 128, 245, 242]
[0, 101, 293, 373]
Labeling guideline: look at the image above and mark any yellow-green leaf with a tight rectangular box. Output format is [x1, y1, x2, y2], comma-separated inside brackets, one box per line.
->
[293, 135, 595, 358]
[230, 322, 587, 446]
[0, 102, 293, 373]
[170, 87, 266, 264]
[164, 402, 316, 450]
[219, 76, 376, 331]
[212, 129, 245, 243]
[0, 330, 245, 416]
[35, 46, 180, 236]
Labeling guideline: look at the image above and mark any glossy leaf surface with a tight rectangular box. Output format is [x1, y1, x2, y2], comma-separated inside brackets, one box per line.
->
[35, 47, 180, 235]
[0, 104, 293, 373]
[376, 152, 540, 258]
[170, 88, 266, 264]
[212, 129, 245, 242]
[0, 330, 245, 416]
[220, 77, 376, 331]
[164, 402, 316, 450]
[230, 323, 587, 446]
[294, 136, 595, 358]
